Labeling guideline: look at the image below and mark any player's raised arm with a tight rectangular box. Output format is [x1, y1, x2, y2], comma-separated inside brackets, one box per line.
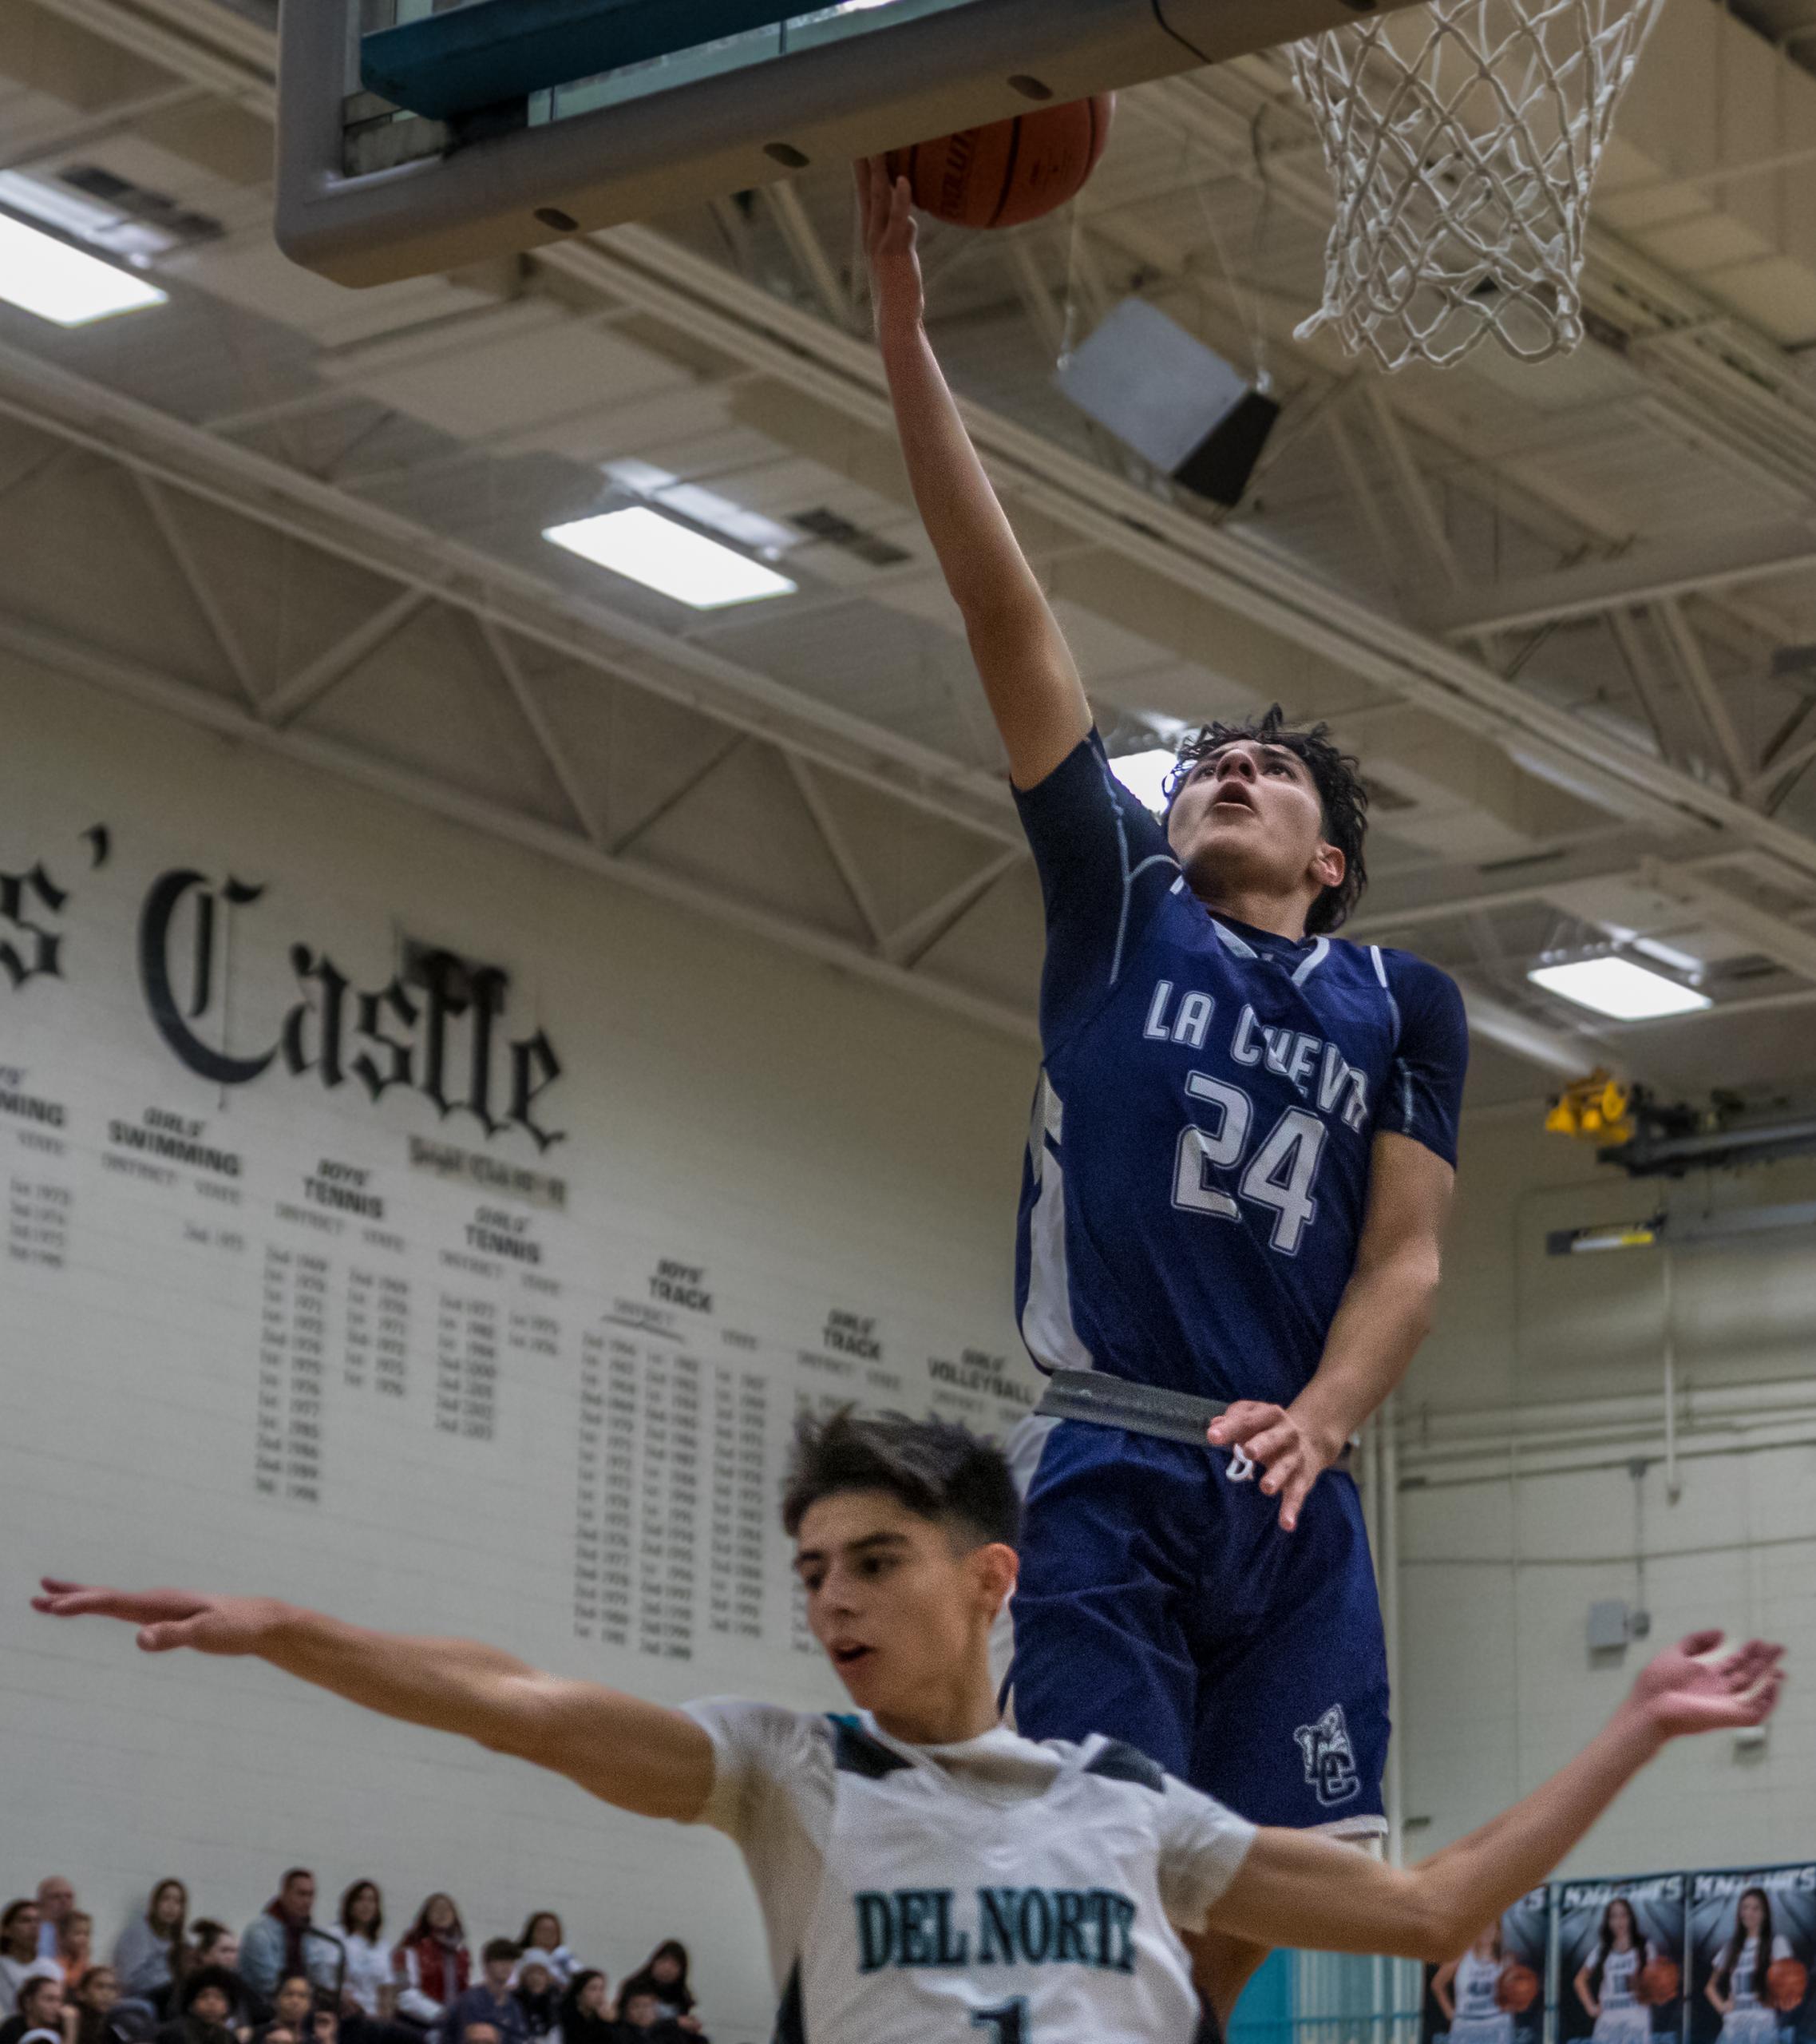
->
[31, 1579, 714, 1820]
[857, 158, 1090, 790]
[1206, 1632, 1782, 1962]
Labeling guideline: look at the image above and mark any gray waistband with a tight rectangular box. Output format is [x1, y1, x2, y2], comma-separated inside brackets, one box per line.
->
[1034, 1368, 1352, 1468]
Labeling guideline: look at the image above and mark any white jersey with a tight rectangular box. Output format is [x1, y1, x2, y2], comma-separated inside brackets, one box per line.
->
[1601, 1948, 1642, 2010]
[1456, 1955, 1505, 2023]
[1728, 1935, 1792, 2010]
[685, 1700, 1256, 2042]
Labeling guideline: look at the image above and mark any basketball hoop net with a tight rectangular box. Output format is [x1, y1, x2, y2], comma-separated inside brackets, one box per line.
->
[1288, 0, 1667, 370]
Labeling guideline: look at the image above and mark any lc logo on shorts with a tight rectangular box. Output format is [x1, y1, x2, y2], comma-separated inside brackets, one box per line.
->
[1294, 1705, 1362, 1806]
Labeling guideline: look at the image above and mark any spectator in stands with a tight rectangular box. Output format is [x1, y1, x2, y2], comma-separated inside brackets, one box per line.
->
[508, 1930, 570, 1997]
[334, 1890, 390, 2028]
[156, 1970, 237, 2044]
[555, 1975, 612, 2044]
[391, 1902, 466, 2037]
[0, 1966, 63, 2044]
[180, 1929, 251, 2030]
[506, 1963, 555, 2044]
[253, 1978, 317, 2044]
[33, 1887, 74, 1969]
[611, 1951, 697, 2037]
[2, 1908, 49, 2018]
[241, 1877, 338, 2006]
[438, 1947, 523, 2044]
[114, 1884, 188, 2009]
[69, 1965, 151, 2044]
[608, 1994, 697, 2044]
[56, 1917, 93, 1997]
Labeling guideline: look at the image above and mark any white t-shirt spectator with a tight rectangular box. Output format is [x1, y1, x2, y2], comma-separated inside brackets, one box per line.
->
[0, 1959, 61, 2021]
[342, 1936, 394, 2018]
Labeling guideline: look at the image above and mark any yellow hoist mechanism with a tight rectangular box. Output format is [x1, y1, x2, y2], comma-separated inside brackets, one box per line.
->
[1545, 1069, 1635, 1145]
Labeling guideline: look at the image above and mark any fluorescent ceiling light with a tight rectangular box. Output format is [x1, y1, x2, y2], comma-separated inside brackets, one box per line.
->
[0, 209, 168, 326]
[602, 459, 797, 556]
[0, 171, 175, 259]
[1109, 746, 1180, 812]
[544, 507, 797, 609]
[1529, 957, 1711, 1021]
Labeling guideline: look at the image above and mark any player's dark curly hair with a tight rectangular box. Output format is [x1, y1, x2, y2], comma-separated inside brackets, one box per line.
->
[1165, 705, 1370, 936]
[782, 1408, 1019, 1551]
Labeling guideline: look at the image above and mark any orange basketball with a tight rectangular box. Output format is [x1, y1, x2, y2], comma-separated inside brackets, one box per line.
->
[1638, 1959, 1680, 2006]
[1767, 1960, 1808, 2013]
[1498, 1963, 1541, 2014]
[884, 94, 1114, 230]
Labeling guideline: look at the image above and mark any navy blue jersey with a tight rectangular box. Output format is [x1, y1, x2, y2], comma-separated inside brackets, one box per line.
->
[1012, 732, 1469, 1408]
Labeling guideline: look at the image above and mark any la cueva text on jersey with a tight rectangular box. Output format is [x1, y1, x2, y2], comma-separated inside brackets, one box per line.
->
[1142, 980, 1371, 1135]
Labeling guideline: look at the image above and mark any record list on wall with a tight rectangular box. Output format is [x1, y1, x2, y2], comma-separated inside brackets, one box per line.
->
[0, 818, 1039, 1678]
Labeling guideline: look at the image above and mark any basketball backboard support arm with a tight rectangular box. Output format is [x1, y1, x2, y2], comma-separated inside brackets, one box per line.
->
[275, 0, 1410, 289]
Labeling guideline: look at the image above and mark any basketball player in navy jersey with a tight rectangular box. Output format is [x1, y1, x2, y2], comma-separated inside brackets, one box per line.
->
[859, 160, 1468, 2000]
[32, 1413, 1785, 2044]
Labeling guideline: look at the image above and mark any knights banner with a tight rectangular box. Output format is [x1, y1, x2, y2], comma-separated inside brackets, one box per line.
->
[1689, 1868, 1816, 2044]
[1422, 1888, 1552, 2044]
[1559, 1875, 1687, 2044]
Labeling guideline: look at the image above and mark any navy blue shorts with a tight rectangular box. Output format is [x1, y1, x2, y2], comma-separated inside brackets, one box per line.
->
[1007, 1418, 1390, 1834]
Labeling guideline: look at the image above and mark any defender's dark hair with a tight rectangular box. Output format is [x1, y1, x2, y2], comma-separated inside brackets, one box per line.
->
[1165, 705, 1370, 935]
[782, 1408, 1019, 1550]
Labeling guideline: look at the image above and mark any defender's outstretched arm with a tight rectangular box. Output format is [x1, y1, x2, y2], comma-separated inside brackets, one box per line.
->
[32, 1579, 714, 1820]
[1208, 1632, 1782, 1961]
[857, 159, 1090, 790]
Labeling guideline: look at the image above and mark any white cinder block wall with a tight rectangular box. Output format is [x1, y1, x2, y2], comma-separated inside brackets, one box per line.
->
[0, 664, 1035, 2044]
[1398, 1115, 1816, 1876]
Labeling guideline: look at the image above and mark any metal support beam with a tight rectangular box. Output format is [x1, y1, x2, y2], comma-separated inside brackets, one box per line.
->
[881, 847, 1026, 970]
[762, 183, 855, 333]
[1363, 386, 1461, 588]
[1462, 986, 1614, 1079]
[559, 226, 1816, 874]
[1431, 520, 1816, 637]
[260, 587, 430, 727]
[782, 751, 887, 947]
[1639, 860, 1816, 983]
[1606, 608, 1682, 769]
[129, 469, 260, 706]
[0, 82, 208, 173]
[1655, 599, 1751, 797]
[0, 338, 1023, 849]
[477, 615, 603, 845]
[0, 604, 1036, 1045]
[609, 735, 746, 858]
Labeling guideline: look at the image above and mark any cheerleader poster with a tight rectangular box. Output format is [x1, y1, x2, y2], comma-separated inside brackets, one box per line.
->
[1424, 1888, 1553, 2044]
[1559, 1876, 1687, 2044]
[1690, 1867, 1816, 2044]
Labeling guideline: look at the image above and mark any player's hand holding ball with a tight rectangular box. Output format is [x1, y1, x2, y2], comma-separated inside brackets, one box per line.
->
[857, 157, 924, 343]
[1207, 1402, 1348, 1531]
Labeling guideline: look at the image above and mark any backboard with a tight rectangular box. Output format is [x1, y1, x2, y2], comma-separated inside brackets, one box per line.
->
[276, 0, 1417, 289]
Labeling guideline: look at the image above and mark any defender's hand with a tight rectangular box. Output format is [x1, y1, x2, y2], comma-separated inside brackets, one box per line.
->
[1206, 1403, 1344, 1531]
[1622, 1630, 1783, 1742]
[856, 156, 924, 339]
[33, 1578, 280, 1655]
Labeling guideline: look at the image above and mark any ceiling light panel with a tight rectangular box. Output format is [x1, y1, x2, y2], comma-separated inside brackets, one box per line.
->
[1528, 957, 1712, 1020]
[544, 508, 797, 609]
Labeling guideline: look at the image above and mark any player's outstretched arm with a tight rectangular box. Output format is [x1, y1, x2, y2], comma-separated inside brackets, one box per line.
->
[857, 158, 1090, 790]
[31, 1579, 714, 1820]
[1206, 1632, 1782, 1960]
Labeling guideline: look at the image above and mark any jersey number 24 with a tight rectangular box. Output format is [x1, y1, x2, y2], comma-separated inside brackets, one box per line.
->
[1172, 1072, 1327, 1254]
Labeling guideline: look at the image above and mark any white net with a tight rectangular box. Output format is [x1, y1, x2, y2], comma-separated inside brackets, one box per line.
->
[1288, 0, 1666, 370]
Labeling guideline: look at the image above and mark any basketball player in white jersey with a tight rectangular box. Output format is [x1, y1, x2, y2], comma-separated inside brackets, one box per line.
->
[1435, 1926, 1515, 2044]
[1709, 1890, 1794, 2044]
[1574, 1898, 1658, 2044]
[34, 1413, 1783, 2044]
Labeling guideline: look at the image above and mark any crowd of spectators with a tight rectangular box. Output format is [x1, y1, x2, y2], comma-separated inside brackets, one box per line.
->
[0, 1877, 706, 2044]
